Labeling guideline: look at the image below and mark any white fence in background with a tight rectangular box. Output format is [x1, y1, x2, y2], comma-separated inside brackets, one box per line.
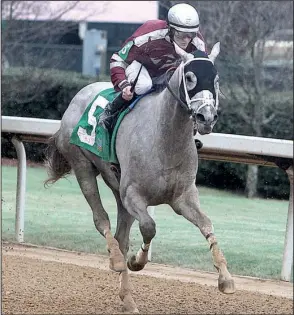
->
[2, 116, 293, 281]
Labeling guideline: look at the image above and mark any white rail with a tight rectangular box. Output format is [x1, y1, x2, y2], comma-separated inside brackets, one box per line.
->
[2, 116, 293, 281]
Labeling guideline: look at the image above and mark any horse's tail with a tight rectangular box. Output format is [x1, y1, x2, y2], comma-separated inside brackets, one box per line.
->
[44, 131, 71, 188]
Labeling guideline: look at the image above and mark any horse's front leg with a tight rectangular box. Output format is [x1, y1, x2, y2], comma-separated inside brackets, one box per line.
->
[113, 195, 139, 313]
[73, 160, 126, 272]
[171, 185, 236, 294]
[121, 186, 156, 272]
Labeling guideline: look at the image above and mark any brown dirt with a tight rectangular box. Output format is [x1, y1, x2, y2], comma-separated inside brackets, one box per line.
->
[2, 243, 293, 314]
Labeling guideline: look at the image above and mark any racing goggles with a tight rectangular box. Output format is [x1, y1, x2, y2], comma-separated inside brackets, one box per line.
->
[174, 30, 197, 40]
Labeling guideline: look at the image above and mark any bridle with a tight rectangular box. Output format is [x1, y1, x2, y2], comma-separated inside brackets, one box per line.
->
[164, 57, 219, 118]
[165, 66, 190, 113]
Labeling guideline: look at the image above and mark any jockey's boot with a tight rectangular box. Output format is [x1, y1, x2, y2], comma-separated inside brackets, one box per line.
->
[98, 94, 129, 130]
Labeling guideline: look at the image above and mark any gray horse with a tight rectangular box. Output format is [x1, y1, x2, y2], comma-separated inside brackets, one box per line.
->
[44, 42, 235, 313]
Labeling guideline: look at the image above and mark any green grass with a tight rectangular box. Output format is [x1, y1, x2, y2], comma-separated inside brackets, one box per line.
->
[2, 165, 291, 280]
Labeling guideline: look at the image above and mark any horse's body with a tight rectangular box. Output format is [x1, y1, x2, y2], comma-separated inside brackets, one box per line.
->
[45, 43, 235, 313]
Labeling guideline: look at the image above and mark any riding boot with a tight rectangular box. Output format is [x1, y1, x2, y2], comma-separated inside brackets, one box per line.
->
[98, 93, 129, 130]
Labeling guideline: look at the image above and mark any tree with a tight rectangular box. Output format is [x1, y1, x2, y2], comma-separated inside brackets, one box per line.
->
[202, 1, 293, 198]
[159, 1, 293, 198]
[1, 1, 108, 105]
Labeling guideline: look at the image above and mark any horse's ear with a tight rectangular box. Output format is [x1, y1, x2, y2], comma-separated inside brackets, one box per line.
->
[208, 42, 220, 63]
[173, 41, 194, 62]
[219, 88, 226, 99]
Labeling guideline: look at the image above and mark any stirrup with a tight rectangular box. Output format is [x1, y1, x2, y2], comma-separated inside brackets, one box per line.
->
[99, 117, 111, 130]
[98, 110, 112, 129]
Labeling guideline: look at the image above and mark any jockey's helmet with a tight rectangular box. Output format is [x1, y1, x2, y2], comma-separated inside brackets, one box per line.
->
[167, 3, 199, 33]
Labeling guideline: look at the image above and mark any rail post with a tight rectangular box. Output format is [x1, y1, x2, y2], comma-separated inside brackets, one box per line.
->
[11, 136, 27, 243]
[281, 165, 293, 281]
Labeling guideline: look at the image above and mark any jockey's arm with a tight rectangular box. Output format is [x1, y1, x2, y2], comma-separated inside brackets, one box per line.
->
[110, 39, 145, 92]
[110, 19, 167, 92]
[110, 49, 132, 92]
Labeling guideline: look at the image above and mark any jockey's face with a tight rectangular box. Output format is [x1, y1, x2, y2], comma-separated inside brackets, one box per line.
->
[173, 30, 196, 50]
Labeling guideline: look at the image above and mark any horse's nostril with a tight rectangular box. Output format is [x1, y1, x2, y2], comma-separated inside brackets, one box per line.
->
[213, 114, 218, 122]
[196, 113, 205, 122]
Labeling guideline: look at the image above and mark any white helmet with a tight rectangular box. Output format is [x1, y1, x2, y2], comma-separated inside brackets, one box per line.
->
[168, 3, 199, 33]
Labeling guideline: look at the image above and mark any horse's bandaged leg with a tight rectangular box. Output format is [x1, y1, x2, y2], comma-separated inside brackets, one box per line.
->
[206, 234, 236, 294]
[135, 243, 150, 265]
[171, 187, 235, 295]
[127, 243, 150, 271]
[104, 229, 126, 272]
[119, 270, 139, 313]
[122, 188, 155, 272]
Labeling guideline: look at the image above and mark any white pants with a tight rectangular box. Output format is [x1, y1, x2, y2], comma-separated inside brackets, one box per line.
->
[125, 61, 153, 95]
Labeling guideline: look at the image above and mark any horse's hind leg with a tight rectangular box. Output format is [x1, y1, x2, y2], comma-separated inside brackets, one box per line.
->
[170, 185, 236, 294]
[70, 155, 126, 272]
[121, 186, 156, 272]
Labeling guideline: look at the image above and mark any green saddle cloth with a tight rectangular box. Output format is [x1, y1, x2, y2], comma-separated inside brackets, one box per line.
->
[70, 88, 130, 164]
[70, 87, 153, 164]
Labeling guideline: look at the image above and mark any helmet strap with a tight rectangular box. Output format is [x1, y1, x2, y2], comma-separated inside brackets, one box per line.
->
[167, 27, 175, 42]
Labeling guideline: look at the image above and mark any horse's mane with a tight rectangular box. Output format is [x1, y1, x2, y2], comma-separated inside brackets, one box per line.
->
[192, 50, 209, 59]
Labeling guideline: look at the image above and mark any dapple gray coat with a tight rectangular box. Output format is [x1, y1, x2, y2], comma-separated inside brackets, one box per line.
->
[45, 42, 235, 313]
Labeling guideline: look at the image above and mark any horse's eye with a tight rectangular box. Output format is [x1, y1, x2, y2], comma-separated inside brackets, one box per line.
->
[185, 71, 197, 90]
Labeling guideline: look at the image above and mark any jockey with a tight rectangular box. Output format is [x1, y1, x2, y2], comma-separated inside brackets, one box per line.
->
[99, 3, 207, 148]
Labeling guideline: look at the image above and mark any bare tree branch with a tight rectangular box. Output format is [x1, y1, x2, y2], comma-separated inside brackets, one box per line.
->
[237, 108, 251, 124]
[1, 1, 107, 105]
[262, 113, 276, 125]
[158, 1, 293, 197]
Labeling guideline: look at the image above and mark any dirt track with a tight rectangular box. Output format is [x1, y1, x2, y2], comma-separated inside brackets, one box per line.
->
[2, 243, 293, 314]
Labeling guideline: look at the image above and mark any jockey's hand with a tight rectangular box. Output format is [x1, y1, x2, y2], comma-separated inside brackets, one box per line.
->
[122, 86, 134, 101]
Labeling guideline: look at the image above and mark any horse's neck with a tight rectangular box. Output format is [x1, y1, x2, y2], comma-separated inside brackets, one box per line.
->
[156, 82, 194, 155]
[158, 89, 191, 130]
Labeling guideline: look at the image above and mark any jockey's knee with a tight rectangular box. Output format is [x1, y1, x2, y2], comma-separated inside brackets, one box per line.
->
[134, 79, 152, 95]
[126, 61, 152, 95]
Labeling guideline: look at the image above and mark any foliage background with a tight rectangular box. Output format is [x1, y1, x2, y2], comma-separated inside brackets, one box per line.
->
[1, 1, 293, 200]
[1, 67, 292, 199]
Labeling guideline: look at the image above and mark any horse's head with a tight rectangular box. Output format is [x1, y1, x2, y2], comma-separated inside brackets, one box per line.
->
[173, 42, 221, 135]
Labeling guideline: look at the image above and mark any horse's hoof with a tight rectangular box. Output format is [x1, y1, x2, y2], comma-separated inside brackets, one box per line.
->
[123, 307, 139, 314]
[109, 261, 127, 272]
[218, 278, 236, 294]
[122, 305, 139, 314]
[122, 295, 139, 313]
[109, 254, 126, 272]
[127, 255, 145, 272]
[108, 246, 127, 272]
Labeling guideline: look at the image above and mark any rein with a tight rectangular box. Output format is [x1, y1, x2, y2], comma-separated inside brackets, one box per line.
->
[164, 67, 192, 114]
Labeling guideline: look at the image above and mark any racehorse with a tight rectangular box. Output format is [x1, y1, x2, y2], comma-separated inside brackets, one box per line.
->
[44, 42, 235, 313]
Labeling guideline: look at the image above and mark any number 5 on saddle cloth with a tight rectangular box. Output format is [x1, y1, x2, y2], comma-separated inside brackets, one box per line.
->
[69, 87, 154, 164]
